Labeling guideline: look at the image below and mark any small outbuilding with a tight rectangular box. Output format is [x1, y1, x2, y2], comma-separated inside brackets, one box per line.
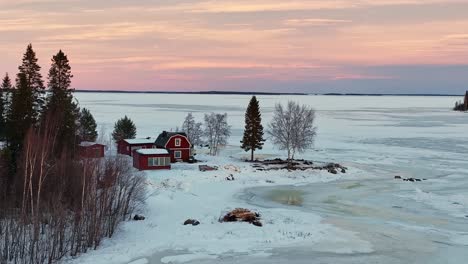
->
[79, 142, 105, 158]
[117, 138, 156, 156]
[155, 131, 192, 162]
[133, 149, 171, 170]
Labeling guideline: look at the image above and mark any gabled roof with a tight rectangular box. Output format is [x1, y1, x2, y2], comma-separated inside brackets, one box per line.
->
[135, 149, 169, 155]
[122, 138, 155, 145]
[155, 131, 188, 148]
[79, 141, 104, 147]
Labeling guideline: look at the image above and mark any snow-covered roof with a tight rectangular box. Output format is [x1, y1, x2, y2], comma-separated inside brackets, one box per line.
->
[135, 149, 169, 155]
[79, 141, 103, 147]
[123, 138, 155, 144]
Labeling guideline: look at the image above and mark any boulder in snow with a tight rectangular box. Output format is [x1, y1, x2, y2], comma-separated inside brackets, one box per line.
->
[133, 215, 146, 221]
[199, 165, 218, 172]
[183, 219, 200, 226]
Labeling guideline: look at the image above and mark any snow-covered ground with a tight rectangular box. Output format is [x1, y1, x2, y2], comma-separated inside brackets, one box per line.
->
[68, 93, 468, 264]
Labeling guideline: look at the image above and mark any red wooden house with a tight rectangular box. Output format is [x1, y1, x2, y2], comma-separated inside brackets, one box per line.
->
[79, 142, 105, 158]
[133, 149, 171, 170]
[155, 131, 192, 162]
[117, 138, 156, 156]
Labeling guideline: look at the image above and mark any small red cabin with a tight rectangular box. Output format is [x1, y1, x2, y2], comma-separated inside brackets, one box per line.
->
[79, 142, 105, 158]
[133, 149, 171, 170]
[117, 138, 156, 156]
[155, 131, 192, 162]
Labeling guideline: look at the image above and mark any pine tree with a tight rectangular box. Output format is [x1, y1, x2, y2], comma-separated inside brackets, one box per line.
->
[7, 73, 35, 152]
[17, 44, 45, 123]
[241, 96, 265, 161]
[78, 108, 98, 142]
[0, 73, 13, 140]
[112, 116, 136, 141]
[44, 50, 80, 155]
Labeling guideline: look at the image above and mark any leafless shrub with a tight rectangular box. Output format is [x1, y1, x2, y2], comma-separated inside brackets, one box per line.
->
[0, 114, 146, 264]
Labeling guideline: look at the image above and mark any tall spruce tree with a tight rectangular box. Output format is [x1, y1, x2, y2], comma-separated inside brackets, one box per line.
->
[7, 73, 34, 152]
[240, 96, 265, 161]
[0, 73, 13, 140]
[78, 108, 98, 142]
[44, 50, 79, 155]
[112, 116, 136, 141]
[17, 44, 45, 123]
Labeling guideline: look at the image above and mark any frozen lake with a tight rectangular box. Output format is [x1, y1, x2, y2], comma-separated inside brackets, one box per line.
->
[75, 92, 467, 178]
[74, 93, 468, 263]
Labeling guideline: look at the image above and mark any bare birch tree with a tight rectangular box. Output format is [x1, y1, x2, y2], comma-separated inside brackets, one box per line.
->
[268, 101, 317, 162]
[181, 113, 203, 146]
[204, 113, 231, 156]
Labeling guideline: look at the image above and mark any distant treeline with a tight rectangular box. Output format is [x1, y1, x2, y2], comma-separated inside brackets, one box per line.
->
[453, 91, 468, 112]
[75, 90, 307, 96]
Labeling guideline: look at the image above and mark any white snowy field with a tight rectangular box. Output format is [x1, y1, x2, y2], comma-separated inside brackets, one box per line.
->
[68, 93, 468, 264]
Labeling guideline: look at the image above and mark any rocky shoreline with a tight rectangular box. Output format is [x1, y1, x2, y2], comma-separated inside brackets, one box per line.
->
[252, 159, 347, 174]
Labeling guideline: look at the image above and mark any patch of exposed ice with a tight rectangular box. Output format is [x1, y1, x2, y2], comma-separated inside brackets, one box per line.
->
[128, 259, 149, 264]
[398, 188, 468, 218]
[160, 254, 216, 263]
[451, 234, 468, 246]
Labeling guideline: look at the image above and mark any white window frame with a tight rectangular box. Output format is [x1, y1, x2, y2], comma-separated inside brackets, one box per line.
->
[148, 157, 170, 167]
[175, 138, 181, 147]
[174, 151, 182, 159]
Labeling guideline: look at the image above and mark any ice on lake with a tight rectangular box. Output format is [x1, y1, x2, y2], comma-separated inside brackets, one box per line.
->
[74, 93, 468, 264]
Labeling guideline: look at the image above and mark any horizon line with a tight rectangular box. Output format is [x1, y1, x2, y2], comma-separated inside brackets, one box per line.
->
[74, 89, 465, 97]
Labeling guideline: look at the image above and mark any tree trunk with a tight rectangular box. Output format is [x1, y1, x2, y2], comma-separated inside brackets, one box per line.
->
[250, 149, 254, 162]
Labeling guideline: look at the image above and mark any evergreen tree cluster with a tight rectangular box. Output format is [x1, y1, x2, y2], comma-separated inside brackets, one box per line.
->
[0, 44, 99, 177]
[0, 45, 144, 264]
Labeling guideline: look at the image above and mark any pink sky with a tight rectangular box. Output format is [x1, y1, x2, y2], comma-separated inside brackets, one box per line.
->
[1, 0, 468, 93]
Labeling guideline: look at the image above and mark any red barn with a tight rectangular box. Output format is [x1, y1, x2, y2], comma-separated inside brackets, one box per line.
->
[117, 138, 156, 156]
[79, 142, 105, 158]
[155, 131, 192, 162]
[133, 149, 171, 170]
